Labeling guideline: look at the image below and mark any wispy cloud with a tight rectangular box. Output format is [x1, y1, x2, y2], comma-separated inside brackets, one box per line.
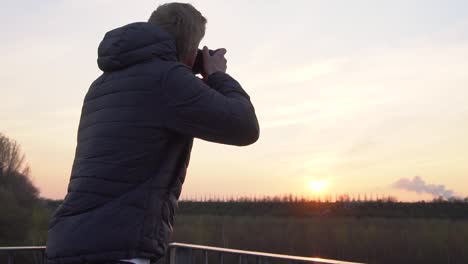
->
[392, 176, 456, 199]
[279, 58, 348, 84]
[261, 101, 320, 128]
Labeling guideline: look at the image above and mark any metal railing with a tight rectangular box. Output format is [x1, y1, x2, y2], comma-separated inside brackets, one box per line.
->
[0, 243, 365, 264]
[167, 243, 364, 264]
[0, 246, 46, 264]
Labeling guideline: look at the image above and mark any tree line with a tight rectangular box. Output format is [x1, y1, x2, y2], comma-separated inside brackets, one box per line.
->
[0, 133, 50, 247]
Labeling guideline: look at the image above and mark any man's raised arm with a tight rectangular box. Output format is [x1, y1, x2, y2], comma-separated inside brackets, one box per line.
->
[161, 64, 259, 146]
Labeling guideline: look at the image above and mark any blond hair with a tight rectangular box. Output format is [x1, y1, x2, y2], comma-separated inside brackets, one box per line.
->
[148, 2, 207, 62]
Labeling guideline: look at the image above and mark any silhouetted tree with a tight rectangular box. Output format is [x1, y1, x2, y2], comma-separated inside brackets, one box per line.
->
[0, 133, 29, 177]
[0, 133, 39, 246]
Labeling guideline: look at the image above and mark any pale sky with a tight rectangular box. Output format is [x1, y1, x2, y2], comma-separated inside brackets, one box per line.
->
[2, 0, 468, 201]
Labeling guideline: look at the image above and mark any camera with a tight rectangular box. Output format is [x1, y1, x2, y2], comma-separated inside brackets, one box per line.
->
[192, 48, 219, 76]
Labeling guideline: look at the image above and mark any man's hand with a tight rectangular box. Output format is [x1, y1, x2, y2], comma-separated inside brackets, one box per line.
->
[202, 46, 227, 78]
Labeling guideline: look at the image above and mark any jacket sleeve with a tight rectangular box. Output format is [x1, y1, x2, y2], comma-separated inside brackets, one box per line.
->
[161, 64, 260, 146]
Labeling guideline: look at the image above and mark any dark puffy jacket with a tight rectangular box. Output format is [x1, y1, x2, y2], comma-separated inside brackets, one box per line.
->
[45, 22, 259, 264]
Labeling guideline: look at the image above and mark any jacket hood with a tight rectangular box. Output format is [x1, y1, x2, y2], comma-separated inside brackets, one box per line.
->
[97, 22, 178, 72]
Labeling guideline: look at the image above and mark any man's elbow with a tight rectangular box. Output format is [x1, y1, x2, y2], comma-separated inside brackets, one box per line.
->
[234, 119, 260, 146]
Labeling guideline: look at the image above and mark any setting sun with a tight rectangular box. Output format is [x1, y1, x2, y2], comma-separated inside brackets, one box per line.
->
[308, 179, 329, 193]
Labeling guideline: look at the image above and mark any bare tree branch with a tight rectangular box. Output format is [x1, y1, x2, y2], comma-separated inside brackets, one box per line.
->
[0, 133, 29, 177]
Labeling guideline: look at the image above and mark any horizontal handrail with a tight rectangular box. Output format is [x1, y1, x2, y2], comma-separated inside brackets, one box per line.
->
[0, 244, 365, 264]
[168, 243, 365, 264]
[0, 246, 46, 252]
[0, 246, 46, 264]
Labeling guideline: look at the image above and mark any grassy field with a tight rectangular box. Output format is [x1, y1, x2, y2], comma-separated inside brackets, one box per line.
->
[2, 199, 468, 264]
[171, 215, 468, 264]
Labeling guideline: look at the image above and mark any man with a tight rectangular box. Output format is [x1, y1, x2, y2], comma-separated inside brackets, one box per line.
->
[45, 2, 259, 264]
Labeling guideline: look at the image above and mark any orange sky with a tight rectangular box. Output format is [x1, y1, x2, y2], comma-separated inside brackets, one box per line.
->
[2, 0, 468, 201]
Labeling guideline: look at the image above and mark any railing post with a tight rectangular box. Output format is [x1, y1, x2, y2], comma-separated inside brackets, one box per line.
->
[7, 252, 13, 264]
[169, 246, 191, 264]
[219, 252, 224, 264]
[167, 246, 176, 264]
[41, 250, 46, 264]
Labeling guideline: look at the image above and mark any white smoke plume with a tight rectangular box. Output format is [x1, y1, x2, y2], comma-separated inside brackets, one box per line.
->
[392, 176, 455, 199]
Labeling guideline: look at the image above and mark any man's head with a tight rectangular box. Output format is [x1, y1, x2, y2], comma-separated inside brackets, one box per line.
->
[148, 2, 207, 67]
